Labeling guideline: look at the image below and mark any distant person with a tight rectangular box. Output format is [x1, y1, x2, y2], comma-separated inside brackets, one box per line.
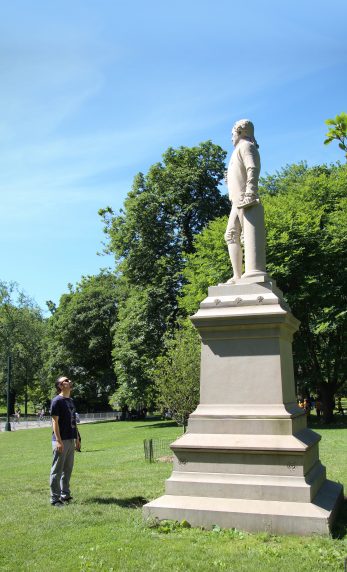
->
[49, 376, 80, 507]
[336, 397, 344, 416]
[315, 398, 322, 420]
[121, 404, 129, 421]
[304, 398, 311, 415]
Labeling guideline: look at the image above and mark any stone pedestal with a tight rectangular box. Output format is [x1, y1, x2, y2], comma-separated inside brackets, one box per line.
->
[144, 279, 343, 535]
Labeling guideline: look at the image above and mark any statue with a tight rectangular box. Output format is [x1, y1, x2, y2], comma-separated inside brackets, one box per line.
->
[224, 119, 267, 283]
[144, 121, 343, 537]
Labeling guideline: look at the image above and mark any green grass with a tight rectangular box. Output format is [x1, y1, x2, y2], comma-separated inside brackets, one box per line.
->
[0, 419, 346, 572]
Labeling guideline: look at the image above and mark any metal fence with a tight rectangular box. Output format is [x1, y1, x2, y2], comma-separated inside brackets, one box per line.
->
[0, 411, 122, 432]
[77, 411, 122, 422]
[143, 438, 174, 462]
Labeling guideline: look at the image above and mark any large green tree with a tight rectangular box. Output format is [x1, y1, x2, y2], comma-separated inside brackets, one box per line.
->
[180, 163, 347, 422]
[43, 271, 118, 411]
[101, 141, 228, 407]
[100, 142, 228, 284]
[0, 282, 44, 414]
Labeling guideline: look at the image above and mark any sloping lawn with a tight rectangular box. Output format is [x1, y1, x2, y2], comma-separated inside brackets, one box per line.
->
[0, 418, 346, 572]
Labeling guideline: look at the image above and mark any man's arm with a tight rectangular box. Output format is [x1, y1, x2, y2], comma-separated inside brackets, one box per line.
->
[52, 416, 64, 453]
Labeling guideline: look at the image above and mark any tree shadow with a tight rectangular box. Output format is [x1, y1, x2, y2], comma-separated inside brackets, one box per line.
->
[308, 417, 347, 430]
[331, 497, 347, 539]
[86, 496, 148, 508]
[134, 421, 179, 429]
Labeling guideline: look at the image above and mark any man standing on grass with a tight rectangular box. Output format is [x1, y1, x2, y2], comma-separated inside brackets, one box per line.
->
[50, 376, 80, 507]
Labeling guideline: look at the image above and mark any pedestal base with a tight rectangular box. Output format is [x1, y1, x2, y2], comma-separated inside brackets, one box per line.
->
[144, 279, 343, 535]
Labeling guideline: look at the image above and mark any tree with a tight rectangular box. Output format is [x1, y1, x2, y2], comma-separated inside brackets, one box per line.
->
[100, 142, 228, 283]
[262, 164, 347, 421]
[109, 286, 168, 409]
[100, 141, 228, 406]
[180, 163, 347, 422]
[43, 271, 118, 411]
[0, 282, 44, 414]
[154, 321, 200, 430]
[324, 112, 347, 161]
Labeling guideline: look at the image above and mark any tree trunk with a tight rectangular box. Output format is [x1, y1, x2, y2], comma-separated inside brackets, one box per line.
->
[319, 383, 335, 424]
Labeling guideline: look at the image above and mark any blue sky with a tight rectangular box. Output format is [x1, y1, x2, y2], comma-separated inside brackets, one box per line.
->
[1, 0, 346, 312]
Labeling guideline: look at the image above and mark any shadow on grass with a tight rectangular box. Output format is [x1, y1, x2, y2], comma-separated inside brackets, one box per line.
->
[308, 416, 347, 431]
[86, 496, 148, 508]
[332, 497, 347, 539]
[134, 421, 179, 429]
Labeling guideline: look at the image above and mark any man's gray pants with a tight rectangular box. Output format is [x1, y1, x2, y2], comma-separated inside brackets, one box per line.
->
[50, 439, 75, 503]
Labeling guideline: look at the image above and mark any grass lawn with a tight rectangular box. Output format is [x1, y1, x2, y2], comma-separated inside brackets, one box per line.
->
[0, 418, 346, 572]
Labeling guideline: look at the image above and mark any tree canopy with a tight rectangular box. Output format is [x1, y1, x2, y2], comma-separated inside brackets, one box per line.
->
[101, 141, 229, 407]
[324, 112, 347, 161]
[100, 141, 228, 281]
[43, 271, 118, 411]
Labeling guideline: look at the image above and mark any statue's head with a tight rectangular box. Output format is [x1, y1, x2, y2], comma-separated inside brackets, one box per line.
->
[232, 119, 258, 147]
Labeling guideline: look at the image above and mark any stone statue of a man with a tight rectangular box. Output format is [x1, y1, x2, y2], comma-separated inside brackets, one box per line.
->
[224, 119, 267, 283]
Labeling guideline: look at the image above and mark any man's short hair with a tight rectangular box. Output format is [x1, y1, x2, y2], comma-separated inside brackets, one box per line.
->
[55, 375, 65, 394]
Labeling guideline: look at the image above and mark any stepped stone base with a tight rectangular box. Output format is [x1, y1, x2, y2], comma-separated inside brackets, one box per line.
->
[143, 279, 344, 535]
[144, 480, 343, 535]
[165, 463, 326, 502]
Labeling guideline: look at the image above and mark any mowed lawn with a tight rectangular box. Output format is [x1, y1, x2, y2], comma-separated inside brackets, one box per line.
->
[0, 418, 346, 572]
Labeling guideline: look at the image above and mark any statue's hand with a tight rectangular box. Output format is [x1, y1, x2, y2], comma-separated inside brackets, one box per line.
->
[237, 195, 259, 209]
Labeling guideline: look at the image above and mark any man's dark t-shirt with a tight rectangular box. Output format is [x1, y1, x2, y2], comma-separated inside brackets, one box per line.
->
[50, 395, 77, 441]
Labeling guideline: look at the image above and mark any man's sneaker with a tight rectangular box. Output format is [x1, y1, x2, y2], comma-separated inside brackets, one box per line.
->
[60, 496, 73, 503]
[51, 500, 64, 508]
